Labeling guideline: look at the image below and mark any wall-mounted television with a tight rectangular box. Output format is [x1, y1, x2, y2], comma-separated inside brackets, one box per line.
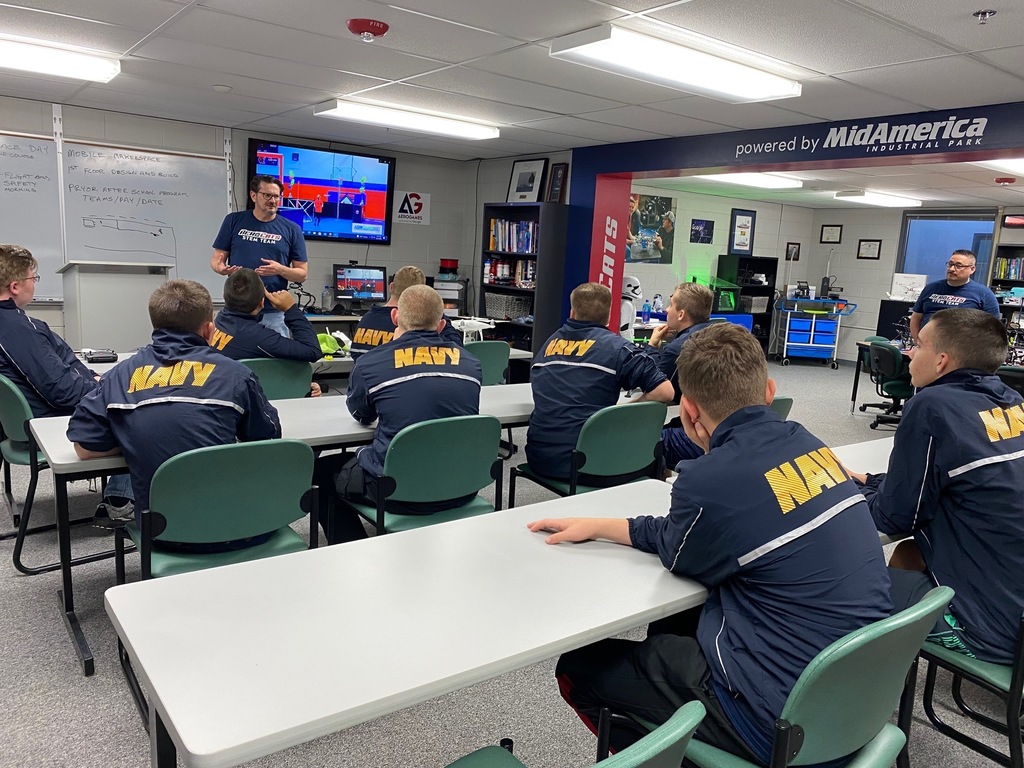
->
[335, 264, 388, 307]
[247, 138, 396, 245]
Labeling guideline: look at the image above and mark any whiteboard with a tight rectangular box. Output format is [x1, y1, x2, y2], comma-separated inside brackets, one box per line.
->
[62, 142, 227, 296]
[0, 134, 63, 300]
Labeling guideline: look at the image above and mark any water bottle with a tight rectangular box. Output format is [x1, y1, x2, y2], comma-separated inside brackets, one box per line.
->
[641, 299, 651, 324]
[321, 285, 332, 312]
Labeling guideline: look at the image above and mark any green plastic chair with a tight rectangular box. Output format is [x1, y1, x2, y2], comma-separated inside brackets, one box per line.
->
[466, 340, 511, 386]
[508, 401, 667, 506]
[341, 415, 503, 536]
[905, 613, 1024, 768]
[768, 395, 793, 420]
[240, 357, 312, 399]
[857, 335, 896, 416]
[865, 341, 914, 429]
[997, 365, 1024, 399]
[112, 439, 317, 728]
[680, 586, 953, 768]
[445, 700, 706, 768]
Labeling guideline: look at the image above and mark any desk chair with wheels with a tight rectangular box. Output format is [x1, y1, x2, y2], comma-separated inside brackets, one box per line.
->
[768, 395, 793, 420]
[856, 335, 892, 415]
[465, 340, 517, 458]
[997, 366, 1024, 399]
[603, 586, 951, 768]
[865, 341, 914, 430]
[508, 401, 667, 507]
[240, 358, 312, 399]
[112, 439, 318, 727]
[902, 612, 1024, 768]
[341, 414, 503, 536]
[446, 700, 706, 768]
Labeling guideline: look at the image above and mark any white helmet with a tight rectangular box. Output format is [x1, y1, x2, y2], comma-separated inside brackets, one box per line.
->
[622, 275, 642, 301]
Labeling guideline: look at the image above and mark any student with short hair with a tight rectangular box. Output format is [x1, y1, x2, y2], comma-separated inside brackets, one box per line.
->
[349, 266, 462, 357]
[68, 280, 281, 550]
[318, 285, 482, 543]
[849, 308, 1024, 664]
[529, 323, 891, 764]
[0, 243, 133, 520]
[526, 282, 673, 480]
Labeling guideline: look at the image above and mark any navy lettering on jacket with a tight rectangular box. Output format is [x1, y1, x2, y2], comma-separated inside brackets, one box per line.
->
[349, 304, 463, 358]
[211, 305, 321, 362]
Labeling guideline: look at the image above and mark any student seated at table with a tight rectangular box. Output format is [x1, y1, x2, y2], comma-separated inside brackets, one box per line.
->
[349, 266, 462, 358]
[528, 323, 892, 764]
[210, 268, 322, 396]
[68, 280, 281, 552]
[317, 285, 482, 543]
[525, 282, 673, 481]
[0, 243, 134, 522]
[642, 281, 716, 468]
[848, 308, 1024, 664]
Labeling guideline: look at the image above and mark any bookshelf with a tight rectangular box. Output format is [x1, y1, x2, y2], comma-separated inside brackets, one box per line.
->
[480, 202, 568, 354]
[716, 254, 779, 353]
[991, 244, 1024, 287]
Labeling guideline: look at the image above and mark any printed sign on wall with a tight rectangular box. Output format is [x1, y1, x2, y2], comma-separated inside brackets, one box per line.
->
[394, 191, 430, 225]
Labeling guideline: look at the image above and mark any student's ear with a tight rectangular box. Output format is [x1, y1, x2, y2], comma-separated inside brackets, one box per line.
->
[680, 395, 701, 425]
[198, 320, 216, 342]
[765, 377, 777, 405]
[435, 318, 446, 333]
[390, 307, 399, 327]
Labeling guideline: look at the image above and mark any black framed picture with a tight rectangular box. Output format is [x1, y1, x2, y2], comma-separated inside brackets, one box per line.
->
[785, 242, 801, 262]
[857, 238, 882, 260]
[506, 158, 548, 203]
[728, 208, 756, 256]
[545, 162, 568, 203]
[820, 224, 843, 244]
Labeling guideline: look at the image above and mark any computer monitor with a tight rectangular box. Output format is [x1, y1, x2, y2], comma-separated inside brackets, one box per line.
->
[334, 264, 387, 311]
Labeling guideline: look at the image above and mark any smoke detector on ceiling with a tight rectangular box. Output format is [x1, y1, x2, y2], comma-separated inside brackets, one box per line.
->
[995, 177, 1017, 186]
[972, 9, 996, 24]
[347, 18, 390, 42]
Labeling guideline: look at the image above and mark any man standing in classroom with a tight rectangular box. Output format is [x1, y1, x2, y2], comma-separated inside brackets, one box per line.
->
[211, 175, 308, 338]
[909, 249, 999, 343]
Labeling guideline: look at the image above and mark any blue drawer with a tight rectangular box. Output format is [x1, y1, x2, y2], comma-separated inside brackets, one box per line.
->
[788, 346, 834, 359]
[813, 333, 836, 345]
[789, 332, 811, 344]
[790, 319, 812, 332]
[815, 320, 837, 333]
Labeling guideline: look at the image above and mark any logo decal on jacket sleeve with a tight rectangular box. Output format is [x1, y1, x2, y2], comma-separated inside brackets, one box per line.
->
[979, 404, 1024, 442]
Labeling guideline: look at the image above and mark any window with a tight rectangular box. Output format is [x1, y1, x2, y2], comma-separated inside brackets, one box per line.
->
[897, 210, 996, 283]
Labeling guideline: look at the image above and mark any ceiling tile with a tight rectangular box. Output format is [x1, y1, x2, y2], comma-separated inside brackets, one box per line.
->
[345, 82, 556, 125]
[787, 77, 928, 120]
[0, 5, 147, 53]
[976, 46, 1024, 80]
[649, 96, 816, 130]
[67, 90, 267, 127]
[844, 0, 1023, 52]
[578, 105, 727, 136]
[516, 115, 664, 143]
[4, 0, 187, 27]
[0, 71, 86, 102]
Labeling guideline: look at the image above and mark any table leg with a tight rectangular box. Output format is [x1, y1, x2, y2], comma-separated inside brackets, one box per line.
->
[850, 354, 863, 414]
[151, 708, 177, 767]
[55, 475, 94, 677]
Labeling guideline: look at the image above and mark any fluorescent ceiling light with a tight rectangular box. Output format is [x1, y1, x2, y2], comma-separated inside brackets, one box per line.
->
[833, 190, 922, 208]
[0, 37, 119, 82]
[548, 25, 801, 103]
[314, 99, 499, 140]
[973, 158, 1024, 175]
[693, 173, 803, 189]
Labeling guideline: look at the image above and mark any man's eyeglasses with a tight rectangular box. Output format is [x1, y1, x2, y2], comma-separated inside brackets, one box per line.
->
[257, 192, 281, 201]
[20, 274, 41, 283]
[945, 261, 973, 270]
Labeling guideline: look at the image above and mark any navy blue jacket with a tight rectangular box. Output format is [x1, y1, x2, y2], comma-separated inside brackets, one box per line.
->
[631, 407, 891, 762]
[912, 279, 999, 325]
[861, 369, 1024, 664]
[211, 305, 321, 362]
[347, 329, 481, 476]
[67, 329, 280, 515]
[212, 211, 307, 297]
[0, 298, 98, 417]
[350, 304, 463, 358]
[644, 320, 715, 400]
[527, 319, 667, 478]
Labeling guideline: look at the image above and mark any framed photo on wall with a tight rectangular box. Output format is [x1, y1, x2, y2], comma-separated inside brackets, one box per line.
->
[506, 159, 548, 203]
[785, 242, 801, 261]
[728, 208, 756, 256]
[545, 162, 569, 203]
[820, 224, 843, 244]
[857, 238, 882, 260]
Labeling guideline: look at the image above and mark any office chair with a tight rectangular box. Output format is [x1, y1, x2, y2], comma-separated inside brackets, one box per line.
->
[239, 358, 313, 399]
[465, 340, 517, 459]
[340, 415, 503, 536]
[768, 395, 793, 420]
[446, 701, 706, 768]
[508, 401, 666, 506]
[997, 366, 1024, 399]
[865, 341, 914, 429]
[601, 587, 952, 768]
[857, 335, 894, 415]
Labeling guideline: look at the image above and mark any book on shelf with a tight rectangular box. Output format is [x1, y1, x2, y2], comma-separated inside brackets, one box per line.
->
[488, 218, 537, 254]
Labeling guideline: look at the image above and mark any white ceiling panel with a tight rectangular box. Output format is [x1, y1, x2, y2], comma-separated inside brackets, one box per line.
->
[496, 124, 604, 150]
[67, 92, 267, 128]
[4, 0, 188, 29]
[649, 96, 816, 130]
[345, 82, 556, 125]
[0, 71, 85, 103]
[976, 47, 1024, 81]
[578, 105, 726, 137]
[516, 115, 664, 143]
[787, 77, 928, 121]
[197, 0, 523, 63]
[836, 56, 1024, 111]
[405, 67, 623, 115]
[845, 0, 1024, 51]
[237, 115, 401, 148]
[650, 0, 954, 75]
[384, 0, 623, 41]
[0, 5, 147, 54]
[159, 8, 445, 80]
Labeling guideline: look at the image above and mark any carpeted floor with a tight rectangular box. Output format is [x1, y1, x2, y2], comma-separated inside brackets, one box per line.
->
[0, 360, 1014, 767]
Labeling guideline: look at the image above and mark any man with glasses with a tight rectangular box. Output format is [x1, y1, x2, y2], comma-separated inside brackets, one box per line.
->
[0, 244, 134, 521]
[211, 175, 308, 337]
[909, 249, 999, 344]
